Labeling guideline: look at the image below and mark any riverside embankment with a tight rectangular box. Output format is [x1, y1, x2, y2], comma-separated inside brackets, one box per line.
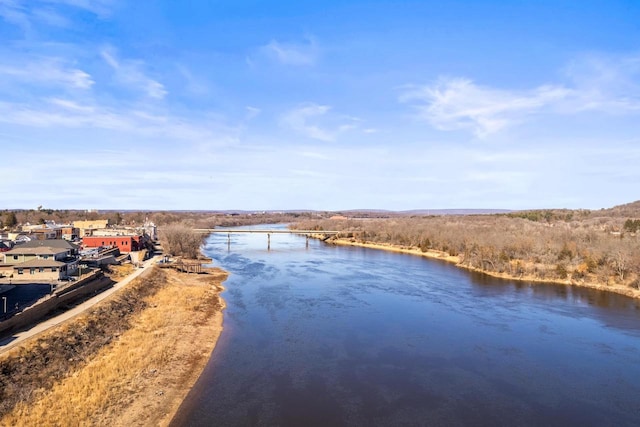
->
[325, 237, 640, 301]
[0, 264, 227, 426]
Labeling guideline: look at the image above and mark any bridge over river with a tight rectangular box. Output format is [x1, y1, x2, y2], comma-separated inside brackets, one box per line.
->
[193, 229, 342, 249]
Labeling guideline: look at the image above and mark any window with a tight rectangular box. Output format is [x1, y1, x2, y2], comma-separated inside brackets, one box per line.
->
[13, 255, 18, 260]
[30, 268, 35, 275]
[43, 255, 49, 259]
[39, 268, 44, 273]
[17, 268, 23, 275]
[52, 267, 57, 272]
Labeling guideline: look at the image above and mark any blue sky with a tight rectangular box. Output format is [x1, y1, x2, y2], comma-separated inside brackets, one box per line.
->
[1, 0, 639, 211]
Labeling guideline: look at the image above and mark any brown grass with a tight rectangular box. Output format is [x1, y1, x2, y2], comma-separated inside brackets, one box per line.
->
[0, 266, 227, 426]
[105, 263, 136, 280]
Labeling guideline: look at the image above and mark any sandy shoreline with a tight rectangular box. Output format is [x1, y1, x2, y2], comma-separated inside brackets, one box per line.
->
[159, 269, 227, 426]
[328, 238, 640, 300]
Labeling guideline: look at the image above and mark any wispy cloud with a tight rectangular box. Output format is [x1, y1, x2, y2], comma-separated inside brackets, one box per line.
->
[0, 0, 32, 31]
[245, 106, 261, 120]
[280, 103, 367, 142]
[261, 37, 318, 66]
[47, 97, 95, 112]
[101, 47, 168, 99]
[281, 103, 334, 141]
[0, 56, 94, 89]
[401, 54, 640, 138]
[0, 0, 112, 31]
[0, 98, 237, 145]
[48, 0, 114, 17]
[31, 7, 70, 27]
[400, 78, 570, 137]
[177, 64, 209, 96]
[563, 54, 640, 113]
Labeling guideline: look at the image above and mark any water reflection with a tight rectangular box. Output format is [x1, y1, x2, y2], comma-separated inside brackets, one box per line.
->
[173, 227, 640, 426]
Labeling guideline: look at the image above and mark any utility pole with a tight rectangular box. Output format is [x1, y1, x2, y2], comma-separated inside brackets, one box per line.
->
[2, 296, 6, 314]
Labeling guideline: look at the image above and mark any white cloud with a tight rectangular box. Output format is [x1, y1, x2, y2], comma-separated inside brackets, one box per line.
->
[0, 0, 112, 31]
[47, 97, 95, 112]
[280, 103, 369, 142]
[261, 38, 318, 66]
[0, 0, 31, 30]
[281, 103, 331, 140]
[101, 47, 168, 99]
[0, 57, 94, 89]
[280, 103, 335, 141]
[401, 54, 640, 138]
[245, 106, 261, 120]
[563, 54, 640, 113]
[31, 7, 69, 27]
[400, 78, 571, 137]
[0, 98, 237, 145]
[47, 0, 114, 17]
[177, 64, 209, 96]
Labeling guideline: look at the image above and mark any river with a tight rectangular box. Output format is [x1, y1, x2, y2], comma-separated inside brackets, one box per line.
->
[172, 226, 640, 426]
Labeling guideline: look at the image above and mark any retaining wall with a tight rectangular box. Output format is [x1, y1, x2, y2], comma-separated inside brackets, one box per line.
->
[0, 272, 114, 337]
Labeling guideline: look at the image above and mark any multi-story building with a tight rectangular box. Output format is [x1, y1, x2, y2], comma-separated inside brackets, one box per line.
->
[82, 235, 145, 253]
[60, 226, 80, 241]
[73, 219, 111, 237]
[0, 240, 79, 281]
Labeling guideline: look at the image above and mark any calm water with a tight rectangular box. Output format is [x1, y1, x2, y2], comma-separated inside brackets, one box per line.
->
[173, 226, 640, 426]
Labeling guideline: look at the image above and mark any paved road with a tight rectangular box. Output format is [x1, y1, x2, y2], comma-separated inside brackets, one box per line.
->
[0, 255, 161, 355]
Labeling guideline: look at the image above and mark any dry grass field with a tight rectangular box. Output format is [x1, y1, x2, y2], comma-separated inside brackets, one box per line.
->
[0, 266, 227, 426]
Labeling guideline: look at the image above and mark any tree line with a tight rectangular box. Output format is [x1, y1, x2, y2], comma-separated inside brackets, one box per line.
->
[292, 213, 640, 289]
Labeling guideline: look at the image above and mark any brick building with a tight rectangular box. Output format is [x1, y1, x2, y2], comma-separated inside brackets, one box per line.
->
[82, 235, 143, 253]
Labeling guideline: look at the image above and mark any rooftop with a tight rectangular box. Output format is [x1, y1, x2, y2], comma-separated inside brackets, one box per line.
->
[5, 246, 67, 256]
[13, 258, 65, 268]
[17, 239, 79, 251]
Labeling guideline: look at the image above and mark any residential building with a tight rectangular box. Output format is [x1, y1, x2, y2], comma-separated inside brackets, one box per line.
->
[1, 239, 79, 280]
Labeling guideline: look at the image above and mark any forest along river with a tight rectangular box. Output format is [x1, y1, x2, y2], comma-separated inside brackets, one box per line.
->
[172, 225, 640, 426]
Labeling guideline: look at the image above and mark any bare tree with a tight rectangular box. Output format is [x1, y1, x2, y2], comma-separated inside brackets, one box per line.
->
[159, 223, 205, 259]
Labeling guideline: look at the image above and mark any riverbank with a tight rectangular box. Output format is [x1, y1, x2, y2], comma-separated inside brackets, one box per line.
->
[327, 237, 640, 300]
[0, 265, 227, 426]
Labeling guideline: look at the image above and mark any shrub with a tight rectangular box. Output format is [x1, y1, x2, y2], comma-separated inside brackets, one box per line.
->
[555, 264, 568, 279]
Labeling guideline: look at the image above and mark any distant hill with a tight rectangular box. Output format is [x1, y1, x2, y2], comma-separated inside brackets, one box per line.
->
[596, 200, 640, 217]
[334, 209, 512, 218]
[400, 209, 512, 215]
